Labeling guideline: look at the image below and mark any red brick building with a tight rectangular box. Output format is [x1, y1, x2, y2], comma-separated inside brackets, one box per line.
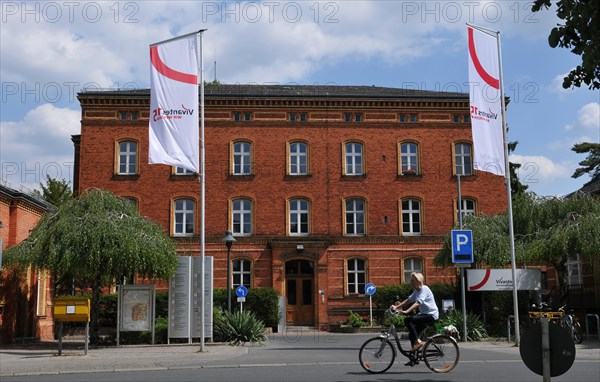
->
[74, 84, 507, 329]
[0, 183, 53, 343]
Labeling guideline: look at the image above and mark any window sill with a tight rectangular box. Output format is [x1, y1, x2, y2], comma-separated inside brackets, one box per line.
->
[342, 174, 367, 180]
[112, 174, 140, 181]
[284, 174, 312, 180]
[397, 173, 422, 179]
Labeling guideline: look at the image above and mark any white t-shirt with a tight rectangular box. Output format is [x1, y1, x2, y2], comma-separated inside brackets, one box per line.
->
[408, 285, 439, 320]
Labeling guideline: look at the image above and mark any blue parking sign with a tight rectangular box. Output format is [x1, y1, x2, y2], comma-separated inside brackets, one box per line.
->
[451, 230, 473, 263]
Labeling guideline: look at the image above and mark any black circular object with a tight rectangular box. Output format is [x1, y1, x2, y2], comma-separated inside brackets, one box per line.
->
[520, 321, 576, 377]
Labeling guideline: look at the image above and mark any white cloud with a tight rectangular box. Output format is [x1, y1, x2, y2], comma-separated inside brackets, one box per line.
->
[548, 135, 596, 151]
[563, 102, 600, 134]
[1, 104, 79, 189]
[577, 102, 600, 131]
[509, 154, 571, 181]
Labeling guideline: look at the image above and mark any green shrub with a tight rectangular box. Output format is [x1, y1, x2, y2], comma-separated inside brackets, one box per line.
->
[245, 288, 280, 328]
[371, 284, 412, 309]
[214, 287, 280, 329]
[382, 311, 405, 328]
[214, 310, 266, 345]
[346, 310, 366, 328]
[429, 282, 458, 312]
[155, 292, 168, 318]
[439, 310, 488, 341]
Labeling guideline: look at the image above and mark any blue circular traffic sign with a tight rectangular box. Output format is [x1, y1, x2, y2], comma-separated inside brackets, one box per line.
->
[365, 283, 376, 295]
[235, 285, 248, 297]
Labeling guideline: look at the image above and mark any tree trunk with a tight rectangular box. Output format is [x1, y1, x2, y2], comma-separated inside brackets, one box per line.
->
[90, 277, 102, 345]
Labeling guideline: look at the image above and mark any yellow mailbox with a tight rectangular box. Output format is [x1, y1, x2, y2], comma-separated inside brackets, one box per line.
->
[53, 298, 90, 322]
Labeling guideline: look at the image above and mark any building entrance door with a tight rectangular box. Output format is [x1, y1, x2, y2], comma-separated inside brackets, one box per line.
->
[285, 259, 314, 326]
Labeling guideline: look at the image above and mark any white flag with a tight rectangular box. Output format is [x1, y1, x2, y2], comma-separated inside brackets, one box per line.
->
[149, 34, 199, 173]
[468, 25, 505, 176]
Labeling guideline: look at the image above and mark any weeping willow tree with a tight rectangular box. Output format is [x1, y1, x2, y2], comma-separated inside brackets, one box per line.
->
[4, 188, 179, 343]
[435, 192, 600, 301]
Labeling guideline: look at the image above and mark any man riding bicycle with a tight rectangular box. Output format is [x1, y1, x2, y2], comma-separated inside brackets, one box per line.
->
[390, 272, 439, 352]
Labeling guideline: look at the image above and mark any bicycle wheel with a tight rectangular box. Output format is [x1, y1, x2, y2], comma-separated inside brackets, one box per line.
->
[572, 321, 583, 344]
[422, 334, 460, 373]
[359, 337, 396, 374]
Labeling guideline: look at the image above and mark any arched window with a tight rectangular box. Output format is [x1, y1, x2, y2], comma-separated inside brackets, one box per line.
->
[231, 198, 253, 236]
[455, 198, 477, 224]
[173, 198, 195, 236]
[288, 141, 309, 175]
[346, 258, 366, 294]
[401, 198, 422, 235]
[344, 142, 364, 175]
[232, 141, 252, 175]
[116, 140, 138, 175]
[403, 258, 423, 284]
[399, 142, 420, 175]
[232, 259, 252, 288]
[288, 198, 310, 236]
[344, 198, 366, 236]
[454, 142, 473, 176]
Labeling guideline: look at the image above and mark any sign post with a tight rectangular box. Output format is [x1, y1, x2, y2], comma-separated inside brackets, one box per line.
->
[236, 285, 248, 313]
[451, 229, 473, 342]
[365, 283, 376, 327]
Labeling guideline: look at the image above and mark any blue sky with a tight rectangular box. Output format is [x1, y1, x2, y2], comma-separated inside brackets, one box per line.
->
[1, 1, 598, 197]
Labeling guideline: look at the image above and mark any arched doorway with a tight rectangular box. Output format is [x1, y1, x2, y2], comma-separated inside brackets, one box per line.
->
[285, 259, 314, 325]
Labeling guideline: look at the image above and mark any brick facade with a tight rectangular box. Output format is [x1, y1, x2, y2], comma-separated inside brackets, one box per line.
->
[75, 85, 508, 329]
[0, 184, 53, 343]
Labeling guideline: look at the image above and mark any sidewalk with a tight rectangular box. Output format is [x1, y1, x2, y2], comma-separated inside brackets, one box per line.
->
[0, 342, 248, 377]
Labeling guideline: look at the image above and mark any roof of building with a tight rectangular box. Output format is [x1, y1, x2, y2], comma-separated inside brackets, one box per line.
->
[79, 83, 469, 100]
[0, 182, 54, 211]
[564, 178, 600, 198]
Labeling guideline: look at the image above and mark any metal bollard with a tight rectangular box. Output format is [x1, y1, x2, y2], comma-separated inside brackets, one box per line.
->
[585, 314, 600, 340]
[507, 315, 514, 342]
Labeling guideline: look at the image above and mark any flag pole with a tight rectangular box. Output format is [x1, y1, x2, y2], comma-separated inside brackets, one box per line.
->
[496, 29, 520, 346]
[467, 23, 519, 345]
[198, 29, 207, 352]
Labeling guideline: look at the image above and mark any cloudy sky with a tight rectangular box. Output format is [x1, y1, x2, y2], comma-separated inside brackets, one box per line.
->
[1, 0, 599, 197]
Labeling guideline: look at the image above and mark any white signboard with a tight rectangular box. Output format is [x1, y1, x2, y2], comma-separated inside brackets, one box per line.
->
[119, 285, 154, 331]
[467, 269, 541, 291]
[169, 256, 213, 339]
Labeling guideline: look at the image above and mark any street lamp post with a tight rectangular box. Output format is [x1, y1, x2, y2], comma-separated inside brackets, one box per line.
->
[223, 230, 236, 313]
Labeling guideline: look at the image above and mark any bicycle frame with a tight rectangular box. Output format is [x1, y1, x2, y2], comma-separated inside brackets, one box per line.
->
[377, 322, 421, 364]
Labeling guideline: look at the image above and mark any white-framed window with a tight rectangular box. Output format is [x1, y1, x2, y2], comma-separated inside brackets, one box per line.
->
[232, 198, 253, 236]
[456, 198, 477, 223]
[403, 258, 423, 284]
[117, 140, 137, 175]
[232, 259, 252, 288]
[173, 198, 195, 236]
[565, 254, 582, 288]
[401, 198, 421, 235]
[174, 166, 195, 175]
[454, 143, 473, 176]
[400, 142, 419, 174]
[233, 141, 252, 175]
[347, 258, 366, 294]
[289, 141, 308, 175]
[289, 198, 309, 236]
[345, 198, 365, 236]
[344, 142, 363, 176]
